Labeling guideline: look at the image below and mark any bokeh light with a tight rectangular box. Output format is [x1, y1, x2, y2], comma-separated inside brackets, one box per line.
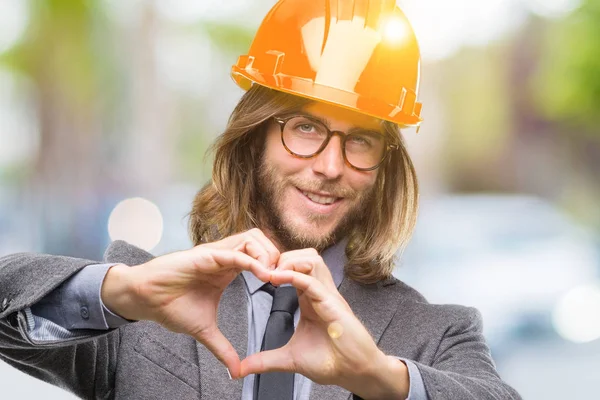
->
[553, 283, 600, 343]
[0, 0, 29, 53]
[108, 197, 164, 252]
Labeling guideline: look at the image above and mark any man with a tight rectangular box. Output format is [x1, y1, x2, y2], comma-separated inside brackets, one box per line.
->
[0, 0, 521, 399]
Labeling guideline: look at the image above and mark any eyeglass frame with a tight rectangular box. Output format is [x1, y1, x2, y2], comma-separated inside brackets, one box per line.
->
[273, 114, 399, 172]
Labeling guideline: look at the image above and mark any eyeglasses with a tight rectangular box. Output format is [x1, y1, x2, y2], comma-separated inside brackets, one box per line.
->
[274, 115, 398, 171]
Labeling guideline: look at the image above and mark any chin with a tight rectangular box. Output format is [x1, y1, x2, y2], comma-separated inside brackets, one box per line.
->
[283, 218, 338, 249]
[295, 215, 337, 233]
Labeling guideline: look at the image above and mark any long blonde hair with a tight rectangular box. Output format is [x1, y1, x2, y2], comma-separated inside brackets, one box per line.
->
[189, 85, 419, 284]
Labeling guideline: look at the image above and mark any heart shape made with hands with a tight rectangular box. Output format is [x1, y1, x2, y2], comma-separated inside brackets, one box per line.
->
[201, 235, 380, 386]
[113, 228, 381, 386]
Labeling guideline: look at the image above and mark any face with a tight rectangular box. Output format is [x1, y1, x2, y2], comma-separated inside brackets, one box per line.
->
[257, 102, 383, 251]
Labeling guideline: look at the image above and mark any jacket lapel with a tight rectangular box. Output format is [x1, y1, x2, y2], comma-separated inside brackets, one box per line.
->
[310, 277, 400, 400]
[340, 277, 400, 344]
[197, 274, 248, 399]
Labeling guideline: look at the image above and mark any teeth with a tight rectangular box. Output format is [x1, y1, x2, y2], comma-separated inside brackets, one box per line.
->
[302, 191, 337, 205]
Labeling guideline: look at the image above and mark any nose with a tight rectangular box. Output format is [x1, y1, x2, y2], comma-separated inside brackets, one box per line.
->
[311, 134, 345, 180]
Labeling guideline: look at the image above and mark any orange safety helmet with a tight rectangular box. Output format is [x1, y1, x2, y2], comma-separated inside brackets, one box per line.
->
[231, 0, 422, 127]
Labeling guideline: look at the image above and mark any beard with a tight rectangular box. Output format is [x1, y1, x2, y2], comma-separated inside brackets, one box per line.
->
[256, 157, 375, 252]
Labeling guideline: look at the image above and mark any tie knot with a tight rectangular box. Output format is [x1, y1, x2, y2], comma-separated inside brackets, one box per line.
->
[261, 284, 299, 314]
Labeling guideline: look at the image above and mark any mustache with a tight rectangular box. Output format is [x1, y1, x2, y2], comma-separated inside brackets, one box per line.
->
[289, 178, 357, 199]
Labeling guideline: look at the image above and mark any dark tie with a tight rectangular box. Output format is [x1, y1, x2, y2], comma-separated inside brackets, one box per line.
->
[254, 283, 299, 400]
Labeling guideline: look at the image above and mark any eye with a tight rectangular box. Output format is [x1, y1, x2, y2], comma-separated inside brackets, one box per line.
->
[348, 135, 372, 146]
[287, 116, 327, 137]
[298, 123, 315, 133]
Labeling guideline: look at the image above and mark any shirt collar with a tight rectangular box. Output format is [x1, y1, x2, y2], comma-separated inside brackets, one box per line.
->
[242, 237, 348, 295]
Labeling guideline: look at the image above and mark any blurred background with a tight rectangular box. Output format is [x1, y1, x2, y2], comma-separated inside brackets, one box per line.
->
[1, 0, 599, 398]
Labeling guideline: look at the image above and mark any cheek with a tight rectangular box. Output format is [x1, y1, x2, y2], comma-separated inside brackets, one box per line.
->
[348, 171, 378, 195]
[264, 129, 305, 175]
[263, 128, 280, 159]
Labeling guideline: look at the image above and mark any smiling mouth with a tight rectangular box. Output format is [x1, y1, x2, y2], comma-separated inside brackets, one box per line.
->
[299, 188, 341, 205]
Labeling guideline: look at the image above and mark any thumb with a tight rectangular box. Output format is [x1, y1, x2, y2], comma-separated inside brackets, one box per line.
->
[194, 326, 242, 379]
[239, 347, 294, 378]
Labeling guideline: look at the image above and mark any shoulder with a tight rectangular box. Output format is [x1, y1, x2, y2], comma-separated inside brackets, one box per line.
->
[103, 240, 156, 265]
[375, 278, 487, 365]
[382, 276, 483, 330]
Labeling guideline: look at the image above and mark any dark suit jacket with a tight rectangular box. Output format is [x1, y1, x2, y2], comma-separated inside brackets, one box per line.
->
[0, 241, 521, 399]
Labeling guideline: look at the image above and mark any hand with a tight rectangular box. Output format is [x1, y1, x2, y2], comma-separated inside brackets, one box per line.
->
[101, 228, 279, 378]
[239, 249, 409, 399]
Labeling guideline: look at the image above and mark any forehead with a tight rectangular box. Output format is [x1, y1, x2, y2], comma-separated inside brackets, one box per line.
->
[302, 102, 383, 132]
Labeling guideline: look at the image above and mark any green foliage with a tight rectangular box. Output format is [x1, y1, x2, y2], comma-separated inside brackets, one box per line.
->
[0, 0, 109, 107]
[439, 44, 513, 164]
[534, 0, 600, 135]
[200, 22, 255, 55]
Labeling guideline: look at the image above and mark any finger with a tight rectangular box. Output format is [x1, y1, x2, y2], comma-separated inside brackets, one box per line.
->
[237, 237, 280, 271]
[276, 256, 315, 275]
[277, 253, 336, 290]
[278, 248, 319, 266]
[238, 239, 273, 269]
[209, 231, 272, 269]
[245, 228, 280, 267]
[271, 270, 350, 322]
[270, 270, 328, 302]
[211, 249, 272, 282]
[204, 230, 258, 251]
[194, 326, 242, 379]
[239, 347, 295, 377]
[208, 229, 280, 269]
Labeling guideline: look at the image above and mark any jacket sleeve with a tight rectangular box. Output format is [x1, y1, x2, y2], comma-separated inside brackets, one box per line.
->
[415, 306, 521, 400]
[0, 252, 121, 399]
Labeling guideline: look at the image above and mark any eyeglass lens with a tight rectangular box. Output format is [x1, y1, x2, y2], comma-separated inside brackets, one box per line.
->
[281, 116, 386, 170]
